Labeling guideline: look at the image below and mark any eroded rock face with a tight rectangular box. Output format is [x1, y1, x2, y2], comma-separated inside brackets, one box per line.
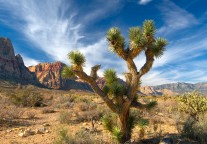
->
[28, 62, 65, 89]
[139, 86, 176, 96]
[28, 62, 92, 91]
[0, 37, 37, 84]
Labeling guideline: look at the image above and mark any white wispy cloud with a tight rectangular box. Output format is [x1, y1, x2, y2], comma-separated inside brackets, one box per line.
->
[158, 0, 198, 35]
[0, 0, 83, 63]
[138, 0, 153, 5]
[21, 55, 40, 67]
[0, 0, 123, 74]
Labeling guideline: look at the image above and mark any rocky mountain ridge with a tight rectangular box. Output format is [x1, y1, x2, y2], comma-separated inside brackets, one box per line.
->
[0, 37, 38, 84]
[152, 82, 207, 95]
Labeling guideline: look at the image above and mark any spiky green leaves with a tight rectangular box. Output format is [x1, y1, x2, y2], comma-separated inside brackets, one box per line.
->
[106, 27, 125, 53]
[101, 113, 123, 143]
[104, 69, 118, 84]
[153, 37, 168, 58]
[103, 69, 125, 97]
[68, 50, 85, 66]
[110, 82, 124, 97]
[146, 101, 157, 109]
[106, 20, 168, 60]
[112, 126, 123, 142]
[102, 114, 114, 132]
[128, 115, 135, 134]
[143, 20, 155, 38]
[129, 27, 146, 49]
[61, 66, 75, 79]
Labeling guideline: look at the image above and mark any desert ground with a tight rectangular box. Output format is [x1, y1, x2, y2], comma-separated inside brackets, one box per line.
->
[0, 81, 205, 144]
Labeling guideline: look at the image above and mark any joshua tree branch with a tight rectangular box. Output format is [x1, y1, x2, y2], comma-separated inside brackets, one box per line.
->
[110, 44, 128, 60]
[129, 47, 143, 59]
[125, 58, 139, 102]
[138, 48, 154, 78]
[90, 64, 101, 80]
[73, 69, 118, 113]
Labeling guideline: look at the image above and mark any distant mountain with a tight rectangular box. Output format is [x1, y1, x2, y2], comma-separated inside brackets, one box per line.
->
[28, 62, 92, 91]
[0, 37, 38, 84]
[152, 82, 207, 95]
[139, 86, 177, 96]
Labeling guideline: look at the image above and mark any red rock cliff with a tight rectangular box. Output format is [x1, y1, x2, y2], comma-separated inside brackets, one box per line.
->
[28, 62, 92, 91]
[0, 37, 37, 84]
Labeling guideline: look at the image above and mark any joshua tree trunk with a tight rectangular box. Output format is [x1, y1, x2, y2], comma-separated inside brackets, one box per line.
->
[119, 108, 130, 143]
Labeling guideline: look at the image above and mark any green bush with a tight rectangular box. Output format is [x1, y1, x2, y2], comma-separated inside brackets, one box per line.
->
[176, 91, 207, 121]
[176, 91, 207, 143]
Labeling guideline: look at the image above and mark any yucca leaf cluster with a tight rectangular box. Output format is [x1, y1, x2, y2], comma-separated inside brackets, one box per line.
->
[62, 50, 86, 79]
[107, 20, 168, 59]
[68, 50, 85, 67]
[62, 66, 75, 79]
[107, 28, 125, 53]
[103, 69, 125, 98]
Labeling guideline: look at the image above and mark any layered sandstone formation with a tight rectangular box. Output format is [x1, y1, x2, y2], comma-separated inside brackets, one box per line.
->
[0, 37, 37, 84]
[28, 62, 92, 91]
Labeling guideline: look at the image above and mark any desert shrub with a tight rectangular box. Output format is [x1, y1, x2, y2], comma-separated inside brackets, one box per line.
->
[59, 111, 73, 124]
[54, 128, 75, 144]
[77, 109, 103, 123]
[54, 127, 105, 144]
[180, 117, 207, 143]
[74, 129, 105, 144]
[0, 96, 27, 121]
[0, 105, 23, 123]
[76, 100, 97, 111]
[54, 95, 75, 109]
[77, 102, 90, 111]
[176, 91, 207, 143]
[74, 97, 90, 104]
[10, 88, 43, 107]
[176, 91, 207, 121]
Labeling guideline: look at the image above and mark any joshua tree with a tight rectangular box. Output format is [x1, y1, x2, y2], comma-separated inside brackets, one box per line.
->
[62, 20, 168, 143]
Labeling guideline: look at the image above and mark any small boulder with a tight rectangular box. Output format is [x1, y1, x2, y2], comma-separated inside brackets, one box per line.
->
[6, 129, 12, 133]
[19, 132, 25, 137]
[36, 127, 47, 134]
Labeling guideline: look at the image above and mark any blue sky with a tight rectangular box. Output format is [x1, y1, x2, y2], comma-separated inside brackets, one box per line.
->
[0, 0, 207, 85]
